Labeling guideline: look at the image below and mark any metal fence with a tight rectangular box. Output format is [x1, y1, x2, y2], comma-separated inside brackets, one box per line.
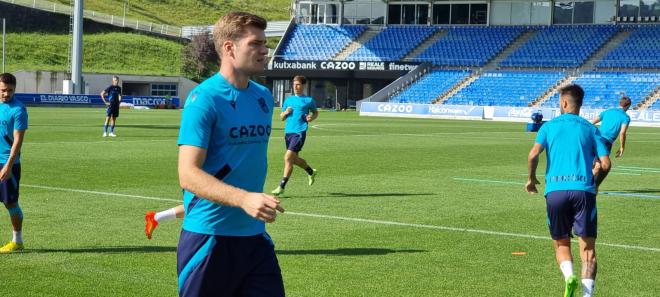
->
[2, 0, 183, 38]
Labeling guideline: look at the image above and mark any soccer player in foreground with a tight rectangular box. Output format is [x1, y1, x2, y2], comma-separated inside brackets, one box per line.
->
[100, 76, 122, 137]
[0, 73, 28, 253]
[145, 205, 184, 239]
[591, 96, 631, 177]
[271, 75, 318, 196]
[176, 12, 285, 297]
[526, 85, 610, 297]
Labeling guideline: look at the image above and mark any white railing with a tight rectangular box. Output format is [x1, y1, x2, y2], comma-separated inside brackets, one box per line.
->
[182, 21, 291, 39]
[3, 0, 183, 38]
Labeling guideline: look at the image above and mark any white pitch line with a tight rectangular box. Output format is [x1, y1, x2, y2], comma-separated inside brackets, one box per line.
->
[22, 184, 181, 203]
[21, 183, 660, 253]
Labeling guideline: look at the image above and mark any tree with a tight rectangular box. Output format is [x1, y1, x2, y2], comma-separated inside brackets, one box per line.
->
[181, 31, 218, 82]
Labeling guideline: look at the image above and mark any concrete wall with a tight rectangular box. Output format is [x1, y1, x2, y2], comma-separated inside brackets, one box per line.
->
[11, 71, 197, 102]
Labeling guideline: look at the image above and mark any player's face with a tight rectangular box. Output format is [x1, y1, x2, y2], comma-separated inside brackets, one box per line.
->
[231, 26, 268, 76]
[293, 81, 304, 95]
[112, 78, 119, 86]
[0, 82, 16, 103]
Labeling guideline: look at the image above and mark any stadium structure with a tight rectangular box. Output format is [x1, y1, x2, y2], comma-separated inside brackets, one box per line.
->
[266, 0, 660, 123]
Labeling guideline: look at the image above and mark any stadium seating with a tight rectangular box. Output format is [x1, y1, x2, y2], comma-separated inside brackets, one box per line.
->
[444, 71, 565, 107]
[389, 70, 470, 104]
[278, 24, 367, 60]
[597, 26, 660, 69]
[541, 72, 660, 109]
[346, 26, 437, 62]
[501, 25, 618, 68]
[650, 99, 660, 110]
[413, 26, 524, 67]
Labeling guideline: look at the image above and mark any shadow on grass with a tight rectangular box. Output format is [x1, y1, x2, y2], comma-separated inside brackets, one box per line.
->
[286, 192, 435, 199]
[276, 248, 426, 256]
[23, 246, 176, 254]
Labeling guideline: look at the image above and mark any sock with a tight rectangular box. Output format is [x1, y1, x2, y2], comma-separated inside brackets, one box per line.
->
[582, 279, 595, 297]
[103, 124, 108, 133]
[304, 166, 314, 175]
[154, 208, 177, 223]
[110, 125, 115, 133]
[12, 230, 22, 244]
[559, 261, 574, 280]
[279, 177, 289, 189]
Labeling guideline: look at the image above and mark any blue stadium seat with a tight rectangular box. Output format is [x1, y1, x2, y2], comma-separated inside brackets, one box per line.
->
[445, 71, 565, 107]
[597, 26, 660, 69]
[277, 24, 367, 60]
[413, 26, 524, 67]
[541, 72, 660, 109]
[389, 70, 470, 104]
[501, 26, 618, 68]
[346, 26, 437, 62]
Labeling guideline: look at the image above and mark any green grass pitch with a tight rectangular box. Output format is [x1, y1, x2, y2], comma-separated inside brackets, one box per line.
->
[1, 107, 659, 296]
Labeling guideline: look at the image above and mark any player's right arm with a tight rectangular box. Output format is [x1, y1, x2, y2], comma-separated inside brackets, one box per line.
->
[280, 107, 292, 121]
[100, 89, 108, 105]
[526, 143, 544, 194]
[591, 116, 601, 125]
[616, 124, 629, 158]
[178, 146, 284, 222]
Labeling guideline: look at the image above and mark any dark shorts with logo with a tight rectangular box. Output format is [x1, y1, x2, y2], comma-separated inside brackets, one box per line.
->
[0, 164, 21, 205]
[177, 230, 285, 297]
[285, 131, 306, 153]
[545, 190, 597, 240]
[106, 104, 120, 118]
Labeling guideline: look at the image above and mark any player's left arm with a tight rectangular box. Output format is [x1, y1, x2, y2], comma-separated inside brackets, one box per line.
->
[616, 124, 628, 158]
[306, 110, 319, 122]
[591, 116, 601, 125]
[305, 100, 319, 122]
[0, 129, 26, 181]
[526, 143, 544, 194]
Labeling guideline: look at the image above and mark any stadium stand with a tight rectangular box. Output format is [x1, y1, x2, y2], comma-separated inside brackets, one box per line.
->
[278, 24, 367, 60]
[597, 25, 660, 69]
[542, 72, 660, 109]
[443, 71, 565, 107]
[346, 26, 437, 62]
[501, 25, 618, 68]
[390, 70, 470, 104]
[651, 99, 660, 110]
[412, 26, 524, 67]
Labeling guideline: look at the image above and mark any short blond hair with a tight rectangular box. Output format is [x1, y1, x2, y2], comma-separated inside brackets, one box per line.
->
[213, 12, 267, 57]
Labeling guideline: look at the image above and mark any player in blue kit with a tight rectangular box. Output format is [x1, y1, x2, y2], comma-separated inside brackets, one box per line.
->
[176, 12, 285, 297]
[101, 76, 122, 137]
[0, 73, 28, 253]
[526, 85, 611, 297]
[592, 96, 631, 157]
[271, 75, 318, 196]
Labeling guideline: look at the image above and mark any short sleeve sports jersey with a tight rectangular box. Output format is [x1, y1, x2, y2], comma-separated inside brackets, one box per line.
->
[282, 95, 317, 133]
[535, 113, 608, 195]
[104, 85, 122, 105]
[597, 108, 631, 143]
[178, 73, 273, 236]
[0, 99, 28, 164]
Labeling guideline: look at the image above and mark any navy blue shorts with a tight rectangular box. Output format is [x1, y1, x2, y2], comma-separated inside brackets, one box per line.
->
[603, 139, 613, 154]
[106, 105, 119, 118]
[285, 132, 306, 153]
[177, 230, 285, 297]
[0, 164, 21, 205]
[545, 190, 597, 240]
